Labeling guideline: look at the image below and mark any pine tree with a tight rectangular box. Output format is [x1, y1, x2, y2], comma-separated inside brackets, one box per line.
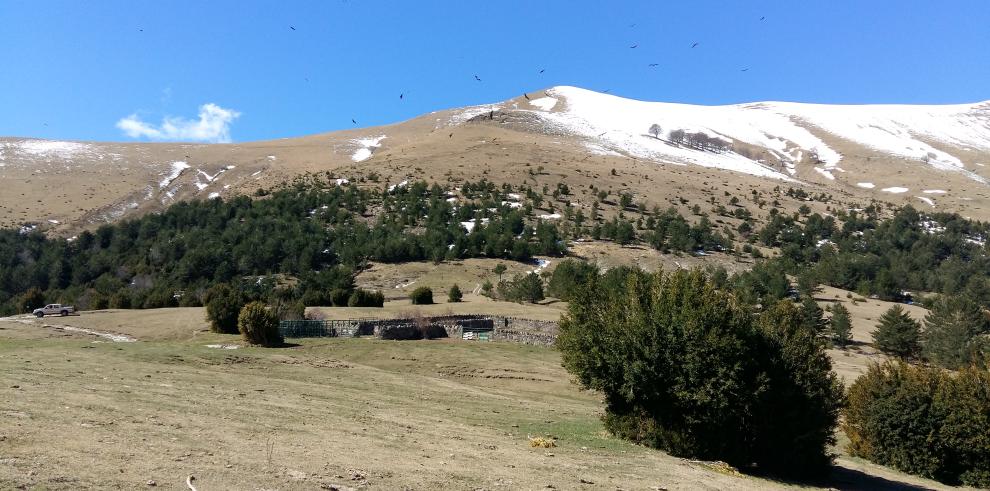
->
[922, 296, 989, 369]
[873, 305, 921, 359]
[447, 284, 463, 303]
[829, 303, 853, 347]
[799, 297, 828, 334]
[493, 263, 507, 283]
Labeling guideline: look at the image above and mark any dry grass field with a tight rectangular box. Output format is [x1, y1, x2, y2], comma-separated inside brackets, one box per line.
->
[0, 291, 960, 490]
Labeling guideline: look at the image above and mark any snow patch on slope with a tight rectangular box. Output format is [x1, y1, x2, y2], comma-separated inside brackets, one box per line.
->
[775, 100, 990, 171]
[536, 86, 835, 180]
[11, 140, 94, 158]
[351, 135, 386, 162]
[584, 142, 623, 157]
[448, 104, 503, 125]
[528, 97, 558, 111]
[813, 167, 835, 180]
[159, 161, 189, 189]
[507, 87, 989, 183]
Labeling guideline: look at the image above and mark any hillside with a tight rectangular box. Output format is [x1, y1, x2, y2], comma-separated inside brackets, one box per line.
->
[0, 311, 955, 490]
[3, 87, 990, 233]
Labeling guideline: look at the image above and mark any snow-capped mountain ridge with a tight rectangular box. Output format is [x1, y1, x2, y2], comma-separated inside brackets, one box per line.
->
[4, 86, 990, 232]
[499, 86, 990, 182]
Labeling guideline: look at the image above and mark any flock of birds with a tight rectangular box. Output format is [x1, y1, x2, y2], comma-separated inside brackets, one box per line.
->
[128, 19, 767, 130]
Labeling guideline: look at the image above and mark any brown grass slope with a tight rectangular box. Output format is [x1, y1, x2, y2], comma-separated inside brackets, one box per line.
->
[3, 89, 990, 234]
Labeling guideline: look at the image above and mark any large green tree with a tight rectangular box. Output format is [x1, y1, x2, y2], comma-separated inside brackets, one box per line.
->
[873, 305, 921, 359]
[923, 296, 990, 369]
[557, 268, 842, 477]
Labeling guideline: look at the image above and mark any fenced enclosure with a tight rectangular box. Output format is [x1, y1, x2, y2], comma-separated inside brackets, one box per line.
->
[279, 314, 558, 346]
[278, 319, 362, 338]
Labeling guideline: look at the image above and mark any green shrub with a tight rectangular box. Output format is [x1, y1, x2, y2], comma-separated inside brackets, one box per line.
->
[237, 301, 283, 346]
[330, 288, 351, 307]
[923, 295, 990, 369]
[277, 300, 306, 320]
[347, 289, 385, 307]
[178, 291, 202, 308]
[410, 287, 433, 305]
[447, 284, 463, 303]
[108, 292, 131, 309]
[205, 284, 244, 334]
[935, 365, 990, 487]
[547, 259, 597, 301]
[755, 300, 845, 474]
[872, 305, 921, 359]
[18, 287, 45, 313]
[557, 268, 842, 477]
[499, 273, 544, 304]
[301, 289, 331, 307]
[844, 361, 990, 487]
[90, 293, 109, 311]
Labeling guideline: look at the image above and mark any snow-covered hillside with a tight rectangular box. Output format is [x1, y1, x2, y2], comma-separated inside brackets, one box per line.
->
[491, 86, 990, 183]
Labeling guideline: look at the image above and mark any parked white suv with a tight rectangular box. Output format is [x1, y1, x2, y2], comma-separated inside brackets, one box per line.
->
[32, 304, 75, 317]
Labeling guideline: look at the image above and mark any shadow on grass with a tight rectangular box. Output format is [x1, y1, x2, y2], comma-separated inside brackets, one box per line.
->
[750, 464, 937, 491]
[822, 465, 937, 491]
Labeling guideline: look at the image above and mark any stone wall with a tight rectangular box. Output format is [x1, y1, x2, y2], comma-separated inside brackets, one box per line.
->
[285, 314, 559, 347]
[490, 317, 559, 347]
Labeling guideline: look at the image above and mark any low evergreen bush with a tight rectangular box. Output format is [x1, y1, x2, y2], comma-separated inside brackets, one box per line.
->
[410, 287, 433, 305]
[447, 284, 463, 303]
[844, 361, 990, 487]
[237, 301, 283, 346]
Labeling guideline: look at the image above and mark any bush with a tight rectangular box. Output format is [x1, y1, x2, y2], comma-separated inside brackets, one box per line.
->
[237, 301, 283, 346]
[935, 365, 990, 487]
[18, 287, 45, 313]
[755, 300, 845, 474]
[108, 292, 132, 309]
[90, 293, 109, 311]
[547, 259, 597, 301]
[844, 361, 990, 487]
[557, 268, 842, 477]
[499, 273, 544, 304]
[277, 300, 306, 320]
[872, 305, 921, 359]
[923, 295, 990, 369]
[301, 289, 331, 307]
[410, 287, 433, 305]
[347, 289, 385, 307]
[205, 284, 244, 334]
[330, 288, 351, 307]
[447, 284, 463, 303]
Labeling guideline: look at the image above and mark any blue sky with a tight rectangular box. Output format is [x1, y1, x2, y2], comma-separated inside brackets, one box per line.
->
[1, 1, 988, 143]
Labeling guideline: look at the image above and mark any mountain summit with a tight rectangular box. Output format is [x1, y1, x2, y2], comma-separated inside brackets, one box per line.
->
[3, 87, 989, 231]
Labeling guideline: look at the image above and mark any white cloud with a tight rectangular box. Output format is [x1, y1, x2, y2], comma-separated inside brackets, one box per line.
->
[116, 103, 241, 143]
